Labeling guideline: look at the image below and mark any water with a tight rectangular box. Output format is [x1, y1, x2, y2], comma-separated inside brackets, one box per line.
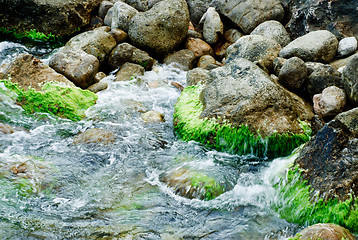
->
[0, 41, 300, 239]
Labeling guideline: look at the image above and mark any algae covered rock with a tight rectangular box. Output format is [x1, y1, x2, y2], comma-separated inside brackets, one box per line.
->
[275, 120, 358, 232]
[73, 128, 116, 145]
[161, 166, 225, 200]
[0, 80, 97, 121]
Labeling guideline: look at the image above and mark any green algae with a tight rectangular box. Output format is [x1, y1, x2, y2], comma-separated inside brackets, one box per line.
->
[173, 85, 311, 158]
[189, 171, 225, 201]
[275, 166, 358, 233]
[0, 27, 63, 45]
[0, 79, 97, 121]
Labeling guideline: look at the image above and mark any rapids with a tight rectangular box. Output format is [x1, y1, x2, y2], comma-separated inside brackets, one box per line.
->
[0, 41, 301, 239]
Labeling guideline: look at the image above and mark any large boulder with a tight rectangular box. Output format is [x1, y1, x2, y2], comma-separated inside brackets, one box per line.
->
[0, 0, 102, 36]
[282, 0, 358, 40]
[49, 48, 100, 89]
[276, 119, 358, 232]
[342, 54, 358, 106]
[65, 27, 117, 63]
[279, 30, 339, 63]
[174, 58, 313, 158]
[128, 0, 189, 56]
[226, 35, 281, 71]
[213, 0, 284, 34]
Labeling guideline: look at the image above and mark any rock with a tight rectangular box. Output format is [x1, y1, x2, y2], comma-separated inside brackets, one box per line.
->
[200, 7, 223, 45]
[335, 107, 358, 136]
[214, 0, 284, 34]
[163, 49, 196, 71]
[160, 166, 225, 200]
[226, 35, 281, 71]
[128, 0, 189, 56]
[73, 128, 116, 144]
[273, 57, 286, 76]
[186, 0, 212, 24]
[283, 0, 358, 40]
[65, 27, 117, 63]
[279, 30, 339, 63]
[224, 29, 244, 43]
[330, 53, 357, 71]
[125, 0, 163, 11]
[103, 7, 114, 26]
[295, 119, 357, 201]
[111, 1, 138, 32]
[187, 29, 203, 39]
[0, 54, 97, 121]
[305, 62, 342, 97]
[200, 58, 314, 138]
[250, 20, 291, 47]
[0, 0, 102, 36]
[342, 54, 358, 106]
[186, 67, 209, 86]
[185, 37, 214, 58]
[197, 55, 216, 69]
[94, 72, 107, 83]
[87, 16, 104, 31]
[110, 28, 128, 44]
[87, 81, 108, 93]
[338, 37, 358, 57]
[141, 111, 165, 123]
[108, 43, 155, 71]
[49, 48, 100, 89]
[0, 54, 74, 91]
[0, 122, 25, 135]
[291, 223, 356, 240]
[313, 86, 346, 117]
[278, 57, 307, 90]
[98, 1, 114, 19]
[115, 63, 145, 82]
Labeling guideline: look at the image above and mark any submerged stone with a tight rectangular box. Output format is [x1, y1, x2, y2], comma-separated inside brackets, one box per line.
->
[289, 223, 356, 240]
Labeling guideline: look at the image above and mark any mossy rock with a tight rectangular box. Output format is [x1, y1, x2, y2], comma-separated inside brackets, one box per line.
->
[173, 85, 311, 158]
[161, 166, 225, 201]
[0, 79, 97, 121]
[275, 166, 358, 233]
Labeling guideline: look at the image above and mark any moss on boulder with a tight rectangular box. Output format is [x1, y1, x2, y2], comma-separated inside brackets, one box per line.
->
[173, 85, 311, 158]
[275, 166, 358, 233]
[0, 79, 97, 121]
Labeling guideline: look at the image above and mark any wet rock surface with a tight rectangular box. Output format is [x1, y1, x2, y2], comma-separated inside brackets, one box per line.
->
[291, 223, 356, 240]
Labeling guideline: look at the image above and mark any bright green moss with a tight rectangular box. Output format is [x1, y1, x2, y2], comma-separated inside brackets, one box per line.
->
[275, 166, 358, 233]
[1, 80, 97, 121]
[0, 27, 63, 45]
[173, 85, 311, 158]
[189, 171, 225, 201]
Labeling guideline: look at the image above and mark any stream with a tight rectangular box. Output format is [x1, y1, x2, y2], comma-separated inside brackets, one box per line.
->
[0, 41, 301, 240]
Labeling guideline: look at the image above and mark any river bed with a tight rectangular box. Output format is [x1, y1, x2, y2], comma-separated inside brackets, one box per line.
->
[0, 41, 301, 240]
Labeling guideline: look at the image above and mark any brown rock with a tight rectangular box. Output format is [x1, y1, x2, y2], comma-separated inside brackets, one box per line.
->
[141, 111, 165, 123]
[73, 128, 116, 144]
[292, 223, 356, 240]
[185, 37, 213, 58]
[115, 63, 145, 82]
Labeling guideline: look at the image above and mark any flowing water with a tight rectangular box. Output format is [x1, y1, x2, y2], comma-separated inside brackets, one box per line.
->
[0, 41, 301, 240]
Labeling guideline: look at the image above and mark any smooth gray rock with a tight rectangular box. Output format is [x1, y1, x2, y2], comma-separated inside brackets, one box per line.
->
[186, 67, 209, 86]
[163, 49, 196, 71]
[115, 62, 145, 82]
[250, 20, 291, 47]
[65, 27, 117, 63]
[342, 54, 358, 106]
[111, 1, 138, 32]
[125, 0, 163, 11]
[338, 37, 358, 57]
[279, 30, 338, 63]
[226, 35, 281, 71]
[108, 43, 155, 70]
[213, 0, 284, 34]
[305, 62, 342, 97]
[200, 7, 223, 45]
[278, 57, 307, 90]
[104, 7, 114, 26]
[313, 86, 346, 117]
[128, 0, 189, 55]
[98, 1, 114, 19]
[87, 81, 108, 93]
[200, 58, 314, 137]
[49, 48, 100, 89]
